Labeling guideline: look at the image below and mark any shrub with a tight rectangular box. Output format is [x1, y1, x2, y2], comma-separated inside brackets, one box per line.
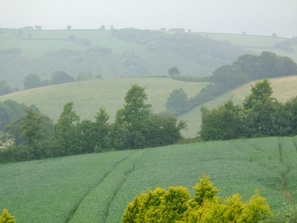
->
[122, 175, 272, 223]
[0, 208, 16, 223]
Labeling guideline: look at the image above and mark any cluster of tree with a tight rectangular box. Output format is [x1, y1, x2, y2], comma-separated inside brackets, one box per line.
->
[0, 85, 186, 163]
[122, 175, 272, 222]
[166, 52, 297, 116]
[199, 79, 297, 141]
[23, 70, 103, 90]
[0, 29, 246, 89]
[0, 100, 39, 130]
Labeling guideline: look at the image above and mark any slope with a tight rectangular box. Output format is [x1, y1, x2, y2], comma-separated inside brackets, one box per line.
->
[0, 136, 296, 222]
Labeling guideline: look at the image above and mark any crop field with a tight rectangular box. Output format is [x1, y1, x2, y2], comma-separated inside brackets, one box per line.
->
[1, 136, 297, 222]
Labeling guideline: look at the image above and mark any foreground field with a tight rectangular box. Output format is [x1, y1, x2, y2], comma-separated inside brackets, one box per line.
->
[0, 136, 296, 222]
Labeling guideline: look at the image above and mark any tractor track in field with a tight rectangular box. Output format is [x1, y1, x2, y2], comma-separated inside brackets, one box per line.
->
[64, 151, 138, 223]
[104, 149, 148, 222]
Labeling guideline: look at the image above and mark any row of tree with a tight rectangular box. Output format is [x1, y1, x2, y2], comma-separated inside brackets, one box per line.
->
[199, 79, 297, 140]
[166, 52, 297, 116]
[0, 85, 186, 163]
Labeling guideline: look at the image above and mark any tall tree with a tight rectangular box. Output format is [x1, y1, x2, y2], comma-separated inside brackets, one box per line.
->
[54, 101, 80, 155]
[166, 88, 188, 115]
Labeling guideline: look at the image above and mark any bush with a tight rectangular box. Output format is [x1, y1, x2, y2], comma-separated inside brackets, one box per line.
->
[122, 175, 272, 223]
[0, 208, 16, 223]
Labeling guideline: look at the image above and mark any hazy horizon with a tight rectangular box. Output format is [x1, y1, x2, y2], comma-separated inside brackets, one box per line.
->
[0, 0, 297, 38]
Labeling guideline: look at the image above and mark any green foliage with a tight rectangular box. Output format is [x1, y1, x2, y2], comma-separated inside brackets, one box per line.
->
[122, 175, 272, 223]
[200, 100, 244, 140]
[0, 208, 16, 223]
[114, 84, 185, 149]
[24, 74, 42, 89]
[54, 101, 80, 156]
[168, 67, 181, 76]
[166, 88, 189, 115]
[188, 52, 297, 112]
[200, 79, 297, 140]
[50, 70, 74, 85]
[0, 100, 39, 131]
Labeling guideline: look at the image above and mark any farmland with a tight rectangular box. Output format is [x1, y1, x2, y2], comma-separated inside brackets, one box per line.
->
[0, 135, 296, 222]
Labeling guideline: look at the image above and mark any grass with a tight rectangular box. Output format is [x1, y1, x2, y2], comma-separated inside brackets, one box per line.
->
[0, 136, 296, 222]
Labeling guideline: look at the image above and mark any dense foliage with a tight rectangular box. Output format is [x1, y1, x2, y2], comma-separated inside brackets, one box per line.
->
[122, 175, 272, 222]
[168, 52, 297, 115]
[0, 208, 16, 223]
[0, 85, 185, 163]
[200, 79, 297, 140]
[0, 100, 40, 130]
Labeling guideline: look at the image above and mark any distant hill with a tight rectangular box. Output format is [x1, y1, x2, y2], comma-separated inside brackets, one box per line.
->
[1, 76, 297, 138]
[2, 28, 296, 89]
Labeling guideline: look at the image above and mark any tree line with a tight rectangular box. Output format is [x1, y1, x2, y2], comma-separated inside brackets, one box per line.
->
[0, 85, 186, 163]
[199, 79, 297, 140]
[166, 52, 297, 116]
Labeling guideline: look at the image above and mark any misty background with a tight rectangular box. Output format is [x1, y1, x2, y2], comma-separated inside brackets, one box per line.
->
[0, 0, 297, 37]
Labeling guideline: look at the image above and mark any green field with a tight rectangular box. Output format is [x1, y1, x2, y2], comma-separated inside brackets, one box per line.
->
[0, 30, 143, 57]
[1, 136, 296, 222]
[1, 76, 297, 138]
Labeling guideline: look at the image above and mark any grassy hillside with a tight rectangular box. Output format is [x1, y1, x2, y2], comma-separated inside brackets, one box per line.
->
[1, 76, 297, 138]
[0, 77, 207, 125]
[1, 136, 296, 222]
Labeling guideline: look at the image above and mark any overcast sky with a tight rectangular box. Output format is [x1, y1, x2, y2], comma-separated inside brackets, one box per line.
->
[0, 0, 296, 37]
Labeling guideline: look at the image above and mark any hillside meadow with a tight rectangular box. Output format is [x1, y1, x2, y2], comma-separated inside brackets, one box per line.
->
[1, 76, 297, 138]
[0, 136, 296, 222]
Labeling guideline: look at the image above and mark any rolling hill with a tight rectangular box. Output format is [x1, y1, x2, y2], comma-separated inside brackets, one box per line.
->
[1, 28, 296, 90]
[0, 135, 296, 222]
[0, 75, 297, 138]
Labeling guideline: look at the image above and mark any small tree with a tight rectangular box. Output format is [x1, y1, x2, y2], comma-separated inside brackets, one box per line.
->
[166, 88, 188, 115]
[168, 67, 180, 76]
[24, 74, 42, 89]
[0, 208, 16, 223]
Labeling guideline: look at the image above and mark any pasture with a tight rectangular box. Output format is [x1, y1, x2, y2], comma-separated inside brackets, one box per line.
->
[0, 29, 142, 56]
[0, 136, 296, 222]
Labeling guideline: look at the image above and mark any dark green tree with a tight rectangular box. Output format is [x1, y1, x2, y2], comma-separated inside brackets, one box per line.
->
[0, 80, 11, 95]
[168, 67, 180, 76]
[50, 71, 74, 85]
[166, 89, 188, 115]
[199, 100, 243, 141]
[54, 101, 80, 155]
[115, 84, 151, 149]
[24, 74, 42, 89]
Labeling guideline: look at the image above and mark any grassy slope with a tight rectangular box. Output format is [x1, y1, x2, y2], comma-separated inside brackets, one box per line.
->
[0, 76, 297, 138]
[0, 136, 296, 222]
[0, 77, 207, 123]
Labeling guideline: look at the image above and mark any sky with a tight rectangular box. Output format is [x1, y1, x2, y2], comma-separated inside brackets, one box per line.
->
[0, 0, 296, 37]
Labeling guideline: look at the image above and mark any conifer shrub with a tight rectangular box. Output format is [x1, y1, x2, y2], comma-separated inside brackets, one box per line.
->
[122, 175, 272, 223]
[0, 208, 16, 223]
